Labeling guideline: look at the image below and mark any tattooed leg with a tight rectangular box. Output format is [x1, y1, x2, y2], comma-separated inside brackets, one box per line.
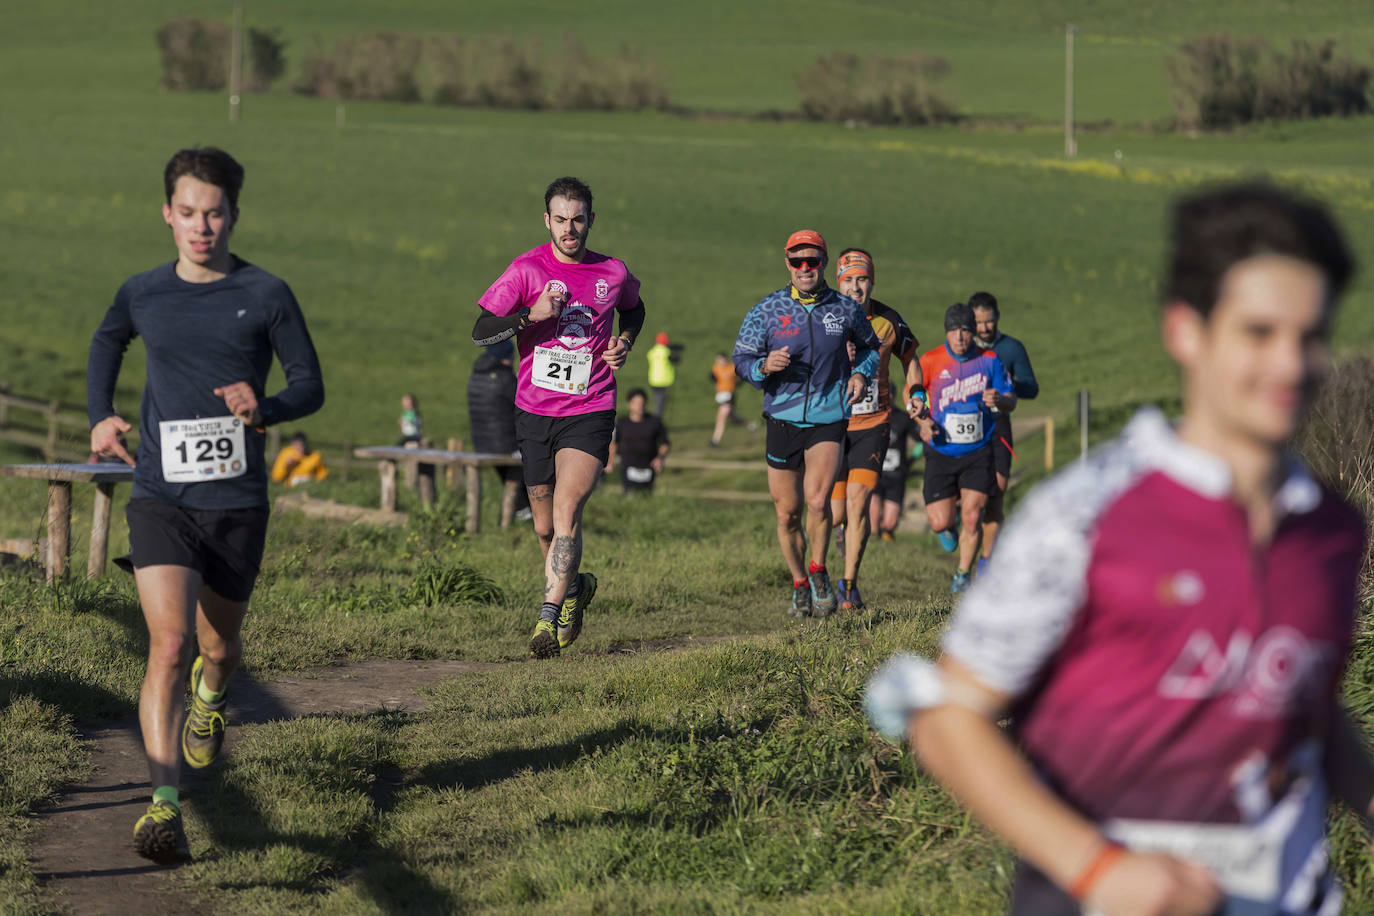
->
[528, 483, 555, 558]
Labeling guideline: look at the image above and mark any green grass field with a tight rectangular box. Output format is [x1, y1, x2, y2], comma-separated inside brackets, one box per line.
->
[3, 2, 1374, 913]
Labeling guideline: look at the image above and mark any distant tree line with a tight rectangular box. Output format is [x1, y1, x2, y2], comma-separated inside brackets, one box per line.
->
[1168, 35, 1371, 130]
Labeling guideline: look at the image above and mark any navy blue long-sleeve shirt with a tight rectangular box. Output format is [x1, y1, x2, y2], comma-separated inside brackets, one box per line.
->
[989, 332, 1039, 401]
[87, 258, 324, 509]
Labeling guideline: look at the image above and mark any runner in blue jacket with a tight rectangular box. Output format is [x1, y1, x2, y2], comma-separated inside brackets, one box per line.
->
[732, 229, 880, 618]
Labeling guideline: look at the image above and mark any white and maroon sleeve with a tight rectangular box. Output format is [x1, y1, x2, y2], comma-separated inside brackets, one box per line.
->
[943, 437, 1148, 696]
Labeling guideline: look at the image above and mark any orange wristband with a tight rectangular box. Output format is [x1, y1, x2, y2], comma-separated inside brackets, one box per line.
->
[1070, 841, 1125, 901]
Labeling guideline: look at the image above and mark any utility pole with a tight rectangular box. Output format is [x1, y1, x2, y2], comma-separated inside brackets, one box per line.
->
[228, 0, 244, 124]
[1065, 24, 1077, 157]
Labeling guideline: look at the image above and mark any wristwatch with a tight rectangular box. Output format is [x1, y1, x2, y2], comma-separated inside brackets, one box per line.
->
[516, 306, 532, 330]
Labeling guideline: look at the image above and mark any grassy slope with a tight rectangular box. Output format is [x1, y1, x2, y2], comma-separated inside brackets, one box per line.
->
[3, 2, 1374, 912]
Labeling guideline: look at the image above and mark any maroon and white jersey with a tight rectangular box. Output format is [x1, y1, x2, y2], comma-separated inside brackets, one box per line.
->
[945, 409, 1366, 914]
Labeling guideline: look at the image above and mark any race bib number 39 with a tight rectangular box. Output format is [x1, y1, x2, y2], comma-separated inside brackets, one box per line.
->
[945, 412, 984, 445]
[532, 346, 593, 394]
[159, 416, 247, 483]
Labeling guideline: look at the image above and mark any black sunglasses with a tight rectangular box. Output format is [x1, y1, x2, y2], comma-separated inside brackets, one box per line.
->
[787, 256, 824, 270]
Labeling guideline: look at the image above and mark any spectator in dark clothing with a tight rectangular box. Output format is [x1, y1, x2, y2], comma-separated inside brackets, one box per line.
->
[466, 341, 528, 515]
[605, 388, 670, 494]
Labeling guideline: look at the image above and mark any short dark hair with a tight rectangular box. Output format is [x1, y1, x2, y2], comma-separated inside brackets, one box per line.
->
[545, 176, 593, 213]
[164, 147, 245, 209]
[1164, 181, 1354, 317]
[290, 431, 309, 448]
[968, 291, 999, 316]
[626, 387, 648, 402]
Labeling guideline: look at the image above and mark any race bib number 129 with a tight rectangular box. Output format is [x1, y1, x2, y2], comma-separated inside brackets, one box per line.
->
[532, 346, 593, 394]
[159, 416, 247, 483]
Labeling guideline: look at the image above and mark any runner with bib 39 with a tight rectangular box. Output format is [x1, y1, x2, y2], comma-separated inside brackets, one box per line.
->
[916, 303, 1015, 594]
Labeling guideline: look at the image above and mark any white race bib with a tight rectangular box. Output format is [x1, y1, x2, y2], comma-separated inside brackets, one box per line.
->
[159, 416, 247, 483]
[625, 466, 654, 483]
[532, 346, 593, 394]
[944, 411, 983, 444]
[882, 447, 902, 473]
[851, 379, 880, 415]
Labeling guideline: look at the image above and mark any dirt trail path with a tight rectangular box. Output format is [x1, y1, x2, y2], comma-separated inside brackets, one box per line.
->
[31, 658, 496, 916]
[30, 636, 743, 915]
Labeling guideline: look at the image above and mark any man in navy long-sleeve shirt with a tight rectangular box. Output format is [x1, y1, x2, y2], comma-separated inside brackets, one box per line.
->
[970, 291, 1037, 573]
[86, 147, 324, 864]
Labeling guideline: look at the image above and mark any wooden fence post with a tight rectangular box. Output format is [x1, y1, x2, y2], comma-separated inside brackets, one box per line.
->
[464, 465, 481, 533]
[268, 426, 281, 459]
[379, 460, 397, 511]
[0, 381, 9, 430]
[1044, 418, 1055, 472]
[45, 400, 60, 461]
[47, 482, 71, 582]
[446, 438, 462, 489]
[88, 482, 115, 579]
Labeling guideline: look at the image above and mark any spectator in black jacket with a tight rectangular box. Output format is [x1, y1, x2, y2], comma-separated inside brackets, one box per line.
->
[466, 341, 529, 516]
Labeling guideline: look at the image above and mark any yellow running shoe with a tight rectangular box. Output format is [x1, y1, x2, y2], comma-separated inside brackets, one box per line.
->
[132, 800, 191, 864]
[530, 618, 560, 658]
[182, 656, 227, 769]
[556, 572, 597, 649]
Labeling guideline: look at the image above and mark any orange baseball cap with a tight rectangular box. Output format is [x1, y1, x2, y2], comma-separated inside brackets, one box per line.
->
[784, 229, 827, 253]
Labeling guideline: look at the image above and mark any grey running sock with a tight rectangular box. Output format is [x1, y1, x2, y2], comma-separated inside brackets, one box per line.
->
[564, 576, 581, 598]
[539, 602, 560, 623]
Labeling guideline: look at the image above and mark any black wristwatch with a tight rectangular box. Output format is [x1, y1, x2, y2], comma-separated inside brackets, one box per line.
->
[516, 306, 532, 330]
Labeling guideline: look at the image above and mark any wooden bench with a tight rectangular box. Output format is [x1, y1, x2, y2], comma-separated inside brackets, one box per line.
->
[0, 463, 134, 581]
[352, 446, 524, 533]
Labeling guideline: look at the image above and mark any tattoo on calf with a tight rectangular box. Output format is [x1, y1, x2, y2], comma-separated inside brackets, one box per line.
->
[544, 534, 581, 599]
[529, 485, 554, 503]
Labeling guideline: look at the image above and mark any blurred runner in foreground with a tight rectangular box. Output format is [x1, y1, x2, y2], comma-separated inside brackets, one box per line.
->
[867, 182, 1369, 915]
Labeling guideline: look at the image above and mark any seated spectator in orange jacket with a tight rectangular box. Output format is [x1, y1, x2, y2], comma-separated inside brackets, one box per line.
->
[270, 432, 329, 485]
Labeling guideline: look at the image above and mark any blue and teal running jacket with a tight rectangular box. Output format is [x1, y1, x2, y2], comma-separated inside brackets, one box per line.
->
[732, 285, 881, 427]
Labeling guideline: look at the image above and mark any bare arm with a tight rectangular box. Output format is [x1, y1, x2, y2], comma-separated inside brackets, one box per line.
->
[909, 657, 1221, 914]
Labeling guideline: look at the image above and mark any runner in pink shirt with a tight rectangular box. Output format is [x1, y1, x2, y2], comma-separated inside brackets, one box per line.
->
[866, 182, 1371, 914]
[472, 176, 645, 658]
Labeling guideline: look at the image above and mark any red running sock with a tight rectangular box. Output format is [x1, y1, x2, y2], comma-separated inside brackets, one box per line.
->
[793, 577, 808, 588]
[808, 560, 825, 574]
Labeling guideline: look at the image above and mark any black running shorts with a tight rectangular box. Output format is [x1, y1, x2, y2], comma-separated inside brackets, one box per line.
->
[876, 470, 907, 505]
[992, 414, 1014, 481]
[124, 498, 269, 602]
[833, 423, 890, 485]
[922, 446, 994, 503]
[764, 417, 845, 471]
[514, 408, 616, 486]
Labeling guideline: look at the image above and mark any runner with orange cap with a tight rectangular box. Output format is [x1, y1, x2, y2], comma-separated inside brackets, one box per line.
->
[732, 230, 882, 618]
[827, 248, 921, 611]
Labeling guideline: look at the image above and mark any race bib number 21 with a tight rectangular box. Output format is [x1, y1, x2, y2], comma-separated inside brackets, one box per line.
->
[159, 416, 247, 483]
[532, 346, 593, 394]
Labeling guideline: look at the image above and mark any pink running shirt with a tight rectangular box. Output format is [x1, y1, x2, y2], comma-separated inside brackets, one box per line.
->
[479, 244, 641, 417]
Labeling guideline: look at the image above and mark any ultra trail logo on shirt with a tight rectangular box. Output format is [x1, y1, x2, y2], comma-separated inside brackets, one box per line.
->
[558, 302, 596, 348]
[822, 311, 844, 336]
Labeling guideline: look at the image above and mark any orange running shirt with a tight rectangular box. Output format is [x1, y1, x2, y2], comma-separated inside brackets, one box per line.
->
[848, 299, 917, 431]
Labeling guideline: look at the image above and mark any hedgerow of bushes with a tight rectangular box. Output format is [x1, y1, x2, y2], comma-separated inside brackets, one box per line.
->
[156, 19, 286, 92]
[796, 52, 959, 125]
[295, 32, 669, 111]
[1167, 35, 1372, 129]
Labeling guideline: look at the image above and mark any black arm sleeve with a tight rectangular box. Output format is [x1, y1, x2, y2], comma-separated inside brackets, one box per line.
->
[473, 309, 523, 347]
[258, 283, 325, 427]
[617, 299, 646, 346]
[86, 283, 137, 427]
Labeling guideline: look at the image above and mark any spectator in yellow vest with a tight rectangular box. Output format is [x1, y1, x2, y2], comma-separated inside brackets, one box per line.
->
[270, 432, 329, 486]
[646, 331, 677, 418]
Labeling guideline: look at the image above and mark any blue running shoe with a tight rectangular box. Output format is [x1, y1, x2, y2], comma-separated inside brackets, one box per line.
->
[835, 522, 846, 553]
[977, 556, 990, 578]
[950, 569, 971, 594]
[937, 529, 958, 552]
[838, 579, 865, 611]
[809, 567, 836, 617]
